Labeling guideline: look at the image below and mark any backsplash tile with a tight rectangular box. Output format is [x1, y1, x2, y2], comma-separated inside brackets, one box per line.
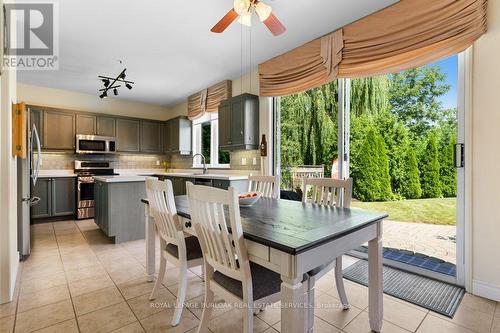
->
[168, 150, 261, 171]
[38, 153, 167, 170]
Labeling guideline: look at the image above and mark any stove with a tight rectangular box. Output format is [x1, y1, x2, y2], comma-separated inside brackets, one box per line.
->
[74, 160, 117, 219]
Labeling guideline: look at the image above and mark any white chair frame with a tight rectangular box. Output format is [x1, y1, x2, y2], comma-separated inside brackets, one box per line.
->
[302, 177, 353, 311]
[248, 174, 279, 198]
[145, 178, 203, 326]
[187, 183, 281, 333]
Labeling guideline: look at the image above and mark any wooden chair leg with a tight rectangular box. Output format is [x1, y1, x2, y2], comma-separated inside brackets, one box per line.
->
[197, 264, 214, 333]
[149, 253, 166, 300]
[243, 304, 254, 333]
[335, 256, 350, 309]
[172, 262, 188, 326]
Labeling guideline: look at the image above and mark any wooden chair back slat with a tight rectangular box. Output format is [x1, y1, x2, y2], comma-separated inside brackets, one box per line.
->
[302, 178, 353, 208]
[248, 175, 279, 198]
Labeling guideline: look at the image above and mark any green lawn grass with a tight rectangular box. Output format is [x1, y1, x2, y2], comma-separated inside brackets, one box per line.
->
[351, 197, 456, 225]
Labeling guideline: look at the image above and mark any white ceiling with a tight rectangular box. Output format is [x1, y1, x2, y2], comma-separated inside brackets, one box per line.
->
[17, 0, 398, 107]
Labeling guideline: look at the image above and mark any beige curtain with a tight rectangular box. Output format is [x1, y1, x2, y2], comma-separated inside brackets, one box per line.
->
[188, 80, 231, 119]
[258, 0, 487, 96]
[259, 30, 343, 97]
[338, 0, 487, 78]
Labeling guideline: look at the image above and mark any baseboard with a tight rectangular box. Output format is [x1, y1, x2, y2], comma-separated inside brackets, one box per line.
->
[472, 279, 500, 302]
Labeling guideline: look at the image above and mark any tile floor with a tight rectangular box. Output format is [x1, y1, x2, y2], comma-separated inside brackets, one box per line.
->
[1, 219, 499, 333]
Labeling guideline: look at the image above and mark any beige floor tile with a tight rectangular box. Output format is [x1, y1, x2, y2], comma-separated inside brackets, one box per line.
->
[185, 295, 232, 320]
[14, 300, 75, 333]
[68, 273, 115, 297]
[33, 319, 79, 333]
[432, 301, 494, 333]
[314, 293, 361, 329]
[111, 321, 145, 333]
[460, 293, 497, 316]
[208, 308, 270, 333]
[21, 263, 64, 282]
[19, 272, 67, 295]
[64, 264, 107, 282]
[272, 316, 341, 333]
[0, 301, 17, 319]
[0, 315, 15, 333]
[127, 288, 175, 320]
[107, 265, 147, 285]
[139, 307, 199, 333]
[368, 295, 427, 332]
[492, 316, 500, 333]
[326, 280, 369, 310]
[417, 314, 474, 333]
[315, 273, 336, 293]
[262, 328, 279, 333]
[77, 302, 136, 333]
[161, 267, 197, 287]
[17, 285, 70, 313]
[167, 276, 204, 302]
[256, 302, 282, 326]
[343, 311, 410, 333]
[72, 286, 124, 316]
[496, 302, 500, 317]
[117, 277, 157, 300]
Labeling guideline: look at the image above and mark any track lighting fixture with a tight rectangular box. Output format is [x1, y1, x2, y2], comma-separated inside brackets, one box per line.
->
[98, 67, 135, 99]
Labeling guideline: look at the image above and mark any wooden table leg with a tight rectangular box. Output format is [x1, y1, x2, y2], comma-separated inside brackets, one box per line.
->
[368, 220, 383, 332]
[280, 276, 307, 333]
[144, 204, 155, 282]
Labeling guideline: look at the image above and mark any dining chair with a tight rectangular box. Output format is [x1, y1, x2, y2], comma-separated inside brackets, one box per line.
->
[145, 178, 204, 326]
[186, 182, 282, 333]
[302, 177, 353, 310]
[248, 174, 279, 198]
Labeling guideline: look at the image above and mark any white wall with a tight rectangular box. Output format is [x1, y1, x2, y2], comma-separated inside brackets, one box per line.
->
[0, 67, 19, 303]
[17, 84, 175, 121]
[470, 0, 500, 301]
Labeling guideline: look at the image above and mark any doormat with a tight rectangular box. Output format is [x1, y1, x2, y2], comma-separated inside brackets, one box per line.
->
[343, 259, 465, 318]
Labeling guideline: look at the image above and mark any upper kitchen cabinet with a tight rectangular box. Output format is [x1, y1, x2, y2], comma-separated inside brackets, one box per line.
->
[28, 106, 44, 148]
[76, 114, 97, 135]
[96, 116, 116, 137]
[43, 110, 76, 150]
[116, 119, 140, 152]
[219, 93, 259, 151]
[140, 120, 162, 153]
[165, 116, 191, 155]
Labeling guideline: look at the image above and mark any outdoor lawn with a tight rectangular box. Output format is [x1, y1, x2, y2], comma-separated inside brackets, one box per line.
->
[351, 197, 456, 225]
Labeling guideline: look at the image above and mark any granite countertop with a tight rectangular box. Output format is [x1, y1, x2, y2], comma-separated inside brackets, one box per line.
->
[38, 170, 77, 178]
[93, 171, 249, 183]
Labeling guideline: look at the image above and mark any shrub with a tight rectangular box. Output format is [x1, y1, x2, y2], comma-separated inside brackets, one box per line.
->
[399, 145, 422, 199]
[439, 130, 457, 197]
[420, 133, 442, 198]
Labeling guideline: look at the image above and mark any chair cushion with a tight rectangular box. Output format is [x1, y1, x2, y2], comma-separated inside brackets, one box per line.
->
[213, 262, 281, 300]
[165, 236, 203, 261]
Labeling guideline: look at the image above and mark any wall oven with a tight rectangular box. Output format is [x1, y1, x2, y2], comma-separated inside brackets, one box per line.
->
[76, 134, 117, 154]
[74, 160, 116, 219]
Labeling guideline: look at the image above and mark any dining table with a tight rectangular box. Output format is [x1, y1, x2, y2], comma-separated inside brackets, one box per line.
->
[142, 195, 387, 333]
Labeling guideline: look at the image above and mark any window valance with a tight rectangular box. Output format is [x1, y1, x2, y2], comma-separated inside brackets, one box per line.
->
[188, 80, 232, 120]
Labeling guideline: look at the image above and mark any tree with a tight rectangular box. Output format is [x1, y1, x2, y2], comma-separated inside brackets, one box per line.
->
[438, 125, 457, 197]
[350, 76, 390, 116]
[399, 146, 422, 199]
[420, 133, 442, 198]
[351, 127, 392, 201]
[389, 66, 451, 136]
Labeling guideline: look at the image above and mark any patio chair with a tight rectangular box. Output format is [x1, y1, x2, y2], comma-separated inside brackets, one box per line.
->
[186, 183, 282, 333]
[248, 174, 279, 198]
[302, 177, 353, 310]
[145, 178, 203, 326]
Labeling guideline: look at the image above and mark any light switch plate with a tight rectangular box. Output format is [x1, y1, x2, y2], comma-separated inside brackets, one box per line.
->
[252, 157, 257, 165]
[156, 160, 160, 166]
[241, 158, 247, 165]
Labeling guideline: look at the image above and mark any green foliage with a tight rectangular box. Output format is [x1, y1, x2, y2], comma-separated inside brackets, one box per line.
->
[351, 127, 392, 201]
[420, 133, 443, 198]
[389, 66, 450, 136]
[438, 121, 457, 197]
[350, 76, 390, 116]
[399, 146, 422, 199]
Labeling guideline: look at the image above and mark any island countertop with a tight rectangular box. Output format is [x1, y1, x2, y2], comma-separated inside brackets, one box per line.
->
[93, 172, 249, 183]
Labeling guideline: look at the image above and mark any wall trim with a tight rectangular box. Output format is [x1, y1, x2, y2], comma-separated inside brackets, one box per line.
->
[473, 280, 500, 302]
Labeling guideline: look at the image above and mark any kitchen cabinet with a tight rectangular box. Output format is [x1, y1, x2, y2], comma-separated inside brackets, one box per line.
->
[29, 106, 44, 148]
[140, 120, 162, 153]
[156, 175, 248, 195]
[96, 116, 116, 137]
[116, 119, 140, 152]
[31, 177, 76, 219]
[43, 110, 76, 150]
[165, 116, 191, 155]
[76, 114, 97, 135]
[94, 180, 145, 243]
[218, 93, 259, 151]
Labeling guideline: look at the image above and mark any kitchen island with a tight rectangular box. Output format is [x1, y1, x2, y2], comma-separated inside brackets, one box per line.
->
[93, 172, 249, 243]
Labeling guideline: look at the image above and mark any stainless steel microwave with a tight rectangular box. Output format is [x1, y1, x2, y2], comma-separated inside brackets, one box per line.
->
[75, 134, 117, 154]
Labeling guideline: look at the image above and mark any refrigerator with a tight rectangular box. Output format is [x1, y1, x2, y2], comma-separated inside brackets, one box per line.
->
[17, 108, 42, 260]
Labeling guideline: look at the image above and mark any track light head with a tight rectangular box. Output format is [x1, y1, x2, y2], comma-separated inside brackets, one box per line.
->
[113, 88, 118, 96]
[103, 79, 110, 87]
[120, 72, 126, 79]
[100, 91, 107, 99]
[125, 83, 132, 90]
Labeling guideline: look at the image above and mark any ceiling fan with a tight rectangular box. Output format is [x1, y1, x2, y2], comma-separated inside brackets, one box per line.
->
[211, 0, 286, 36]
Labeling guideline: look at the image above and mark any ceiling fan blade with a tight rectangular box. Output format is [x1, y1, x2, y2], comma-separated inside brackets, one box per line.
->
[211, 9, 239, 33]
[263, 12, 286, 36]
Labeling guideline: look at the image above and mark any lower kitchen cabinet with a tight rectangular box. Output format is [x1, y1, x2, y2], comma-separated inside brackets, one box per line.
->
[31, 177, 76, 220]
[94, 180, 145, 243]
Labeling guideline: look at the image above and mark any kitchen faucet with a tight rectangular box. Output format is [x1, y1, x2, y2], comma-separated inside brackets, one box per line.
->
[192, 153, 208, 174]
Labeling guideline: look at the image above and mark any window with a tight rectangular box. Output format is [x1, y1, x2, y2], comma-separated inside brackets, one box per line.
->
[192, 113, 230, 168]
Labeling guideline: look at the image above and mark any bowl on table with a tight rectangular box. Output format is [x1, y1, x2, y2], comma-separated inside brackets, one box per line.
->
[238, 192, 262, 207]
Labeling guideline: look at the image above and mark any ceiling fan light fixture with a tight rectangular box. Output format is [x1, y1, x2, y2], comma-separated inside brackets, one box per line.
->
[233, 0, 250, 15]
[103, 79, 110, 87]
[255, 2, 272, 21]
[113, 88, 118, 96]
[238, 10, 252, 27]
[125, 83, 133, 90]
